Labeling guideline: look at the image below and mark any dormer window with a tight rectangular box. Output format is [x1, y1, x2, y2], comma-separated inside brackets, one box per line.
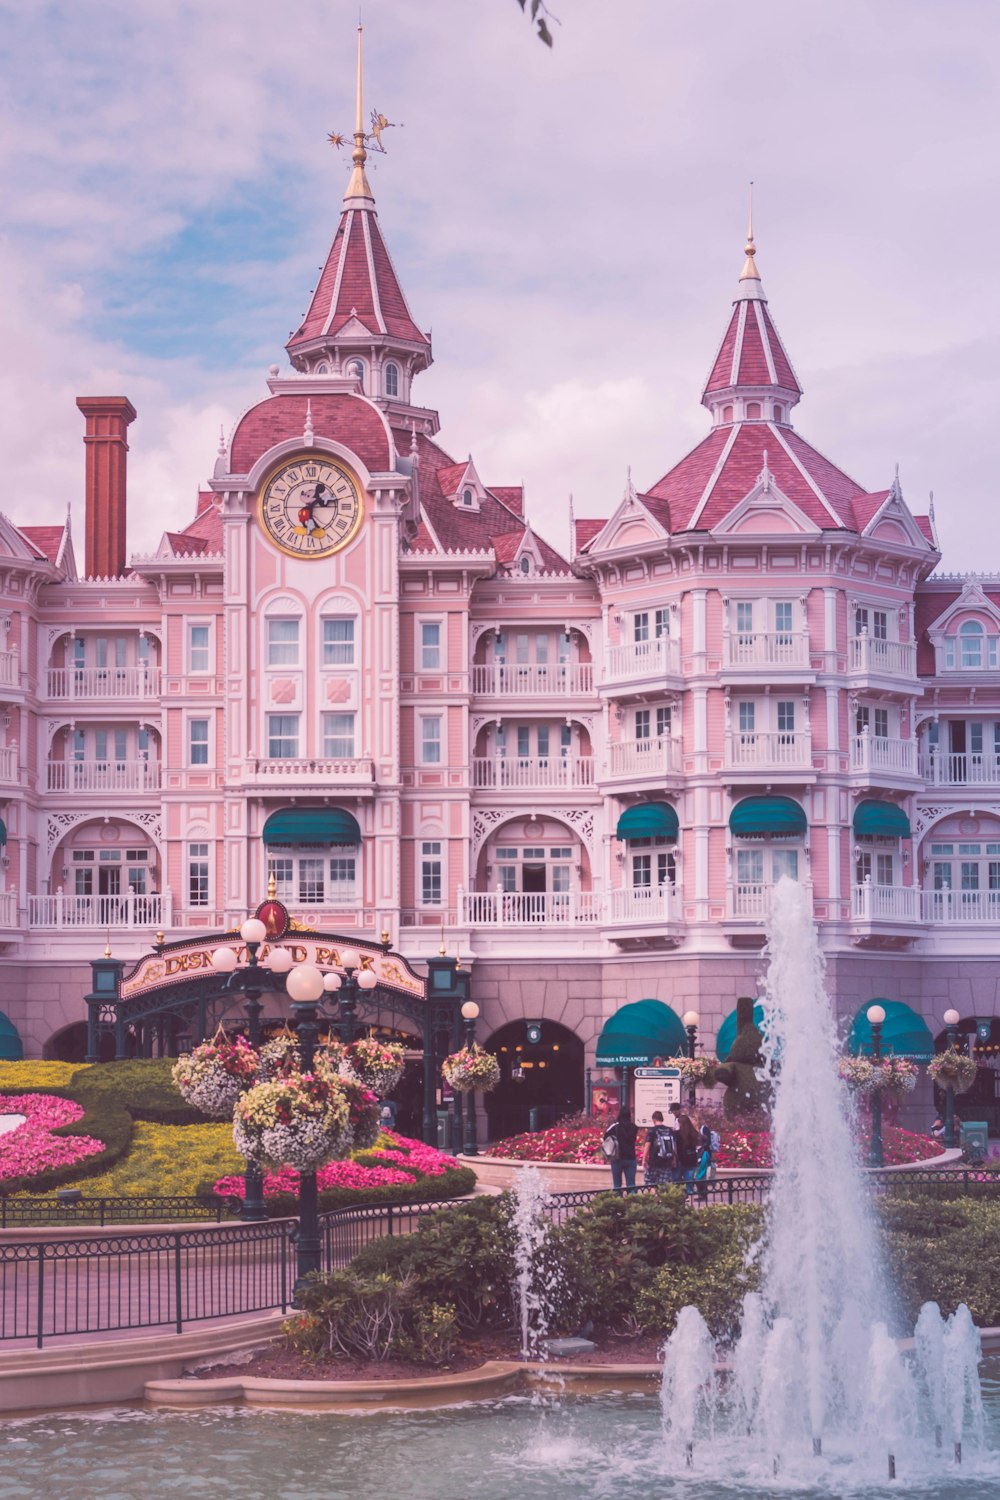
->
[746, 401, 762, 420]
[463, 488, 474, 507]
[383, 362, 400, 398]
[519, 555, 532, 575]
[722, 404, 734, 424]
[316, 362, 330, 375]
[944, 620, 1000, 670]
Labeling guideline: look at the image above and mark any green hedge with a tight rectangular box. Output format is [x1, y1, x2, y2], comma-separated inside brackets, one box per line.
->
[879, 1196, 1000, 1327]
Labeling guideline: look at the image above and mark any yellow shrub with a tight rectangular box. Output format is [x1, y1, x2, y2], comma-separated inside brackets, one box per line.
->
[69, 1122, 242, 1197]
[0, 1062, 87, 1090]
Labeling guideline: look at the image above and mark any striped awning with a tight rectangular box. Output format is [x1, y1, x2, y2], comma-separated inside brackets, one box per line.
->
[729, 796, 807, 837]
[616, 802, 679, 841]
[853, 800, 911, 838]
[262, 809, 361, 847]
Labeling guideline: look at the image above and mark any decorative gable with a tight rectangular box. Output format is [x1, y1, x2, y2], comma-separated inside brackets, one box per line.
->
[438, 457, 486, 513]
[860, 472, 935, 550]
[925, 582, 1000, 671]
[585, 469, 668, 554]
[711, 452, 821, 537]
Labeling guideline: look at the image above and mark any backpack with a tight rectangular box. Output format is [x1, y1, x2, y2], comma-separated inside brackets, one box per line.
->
[708, 1129, 721, 1154]
[649, 1126, 675, 1167]
[601, 1129, 619, 1160]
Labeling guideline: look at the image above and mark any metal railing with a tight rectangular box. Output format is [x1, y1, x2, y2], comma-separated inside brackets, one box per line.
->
[0, 1195, 239, 1229]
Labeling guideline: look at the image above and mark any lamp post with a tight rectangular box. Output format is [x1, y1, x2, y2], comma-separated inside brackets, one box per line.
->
[943, 1007, 961, 1149]
[682, 1010, 700, 1107]
[320, 946, 379, 1045]
[211, 916, 294, 1222]
[867, 1003, 886, 1168]
[284, 960, 327, 1291]
[461, 1000, 480, 1155]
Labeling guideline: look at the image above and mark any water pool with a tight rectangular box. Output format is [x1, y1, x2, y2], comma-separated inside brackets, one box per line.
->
[3, 1362, 1000, 1500]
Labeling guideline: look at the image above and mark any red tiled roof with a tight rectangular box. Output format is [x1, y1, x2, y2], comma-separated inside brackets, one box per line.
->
[703, 307, 741, 395]
[914, 514, 935, 544]
[164, 530, 210, 556]
[434, 461, 468, 496]
[851, 490, 892, 530]
[574, 518, 607, 553]
[230, 393, 394, 476]
[20, 526, 63, 563]
[287, 207, 428, 353]
[702, 295, 801, 399]
[643, 428, 731, 532]
[491, 531, 522, 564]
[490, 486, 523, 515]
[196, 490, 215, 516]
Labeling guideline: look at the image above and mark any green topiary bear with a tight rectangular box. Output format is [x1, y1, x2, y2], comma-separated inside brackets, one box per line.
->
[713, 995, 769, 1118]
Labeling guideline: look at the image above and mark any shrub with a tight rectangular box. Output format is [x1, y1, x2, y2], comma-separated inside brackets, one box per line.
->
[292, 1270, 457, 1365]
[636, 1242, 762, 1340]
[879, 1197, 1000, 1328]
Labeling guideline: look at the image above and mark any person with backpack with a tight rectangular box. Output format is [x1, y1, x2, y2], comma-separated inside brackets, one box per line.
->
[602, 1105, 639, 1193]
[642, 1109, 676, 1187]
[669, 1101, 701, 1193]
[694, 1121, 718, 1202]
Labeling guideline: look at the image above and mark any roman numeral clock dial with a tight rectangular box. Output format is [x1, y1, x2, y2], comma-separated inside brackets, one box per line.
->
[257, 454, 364, 559]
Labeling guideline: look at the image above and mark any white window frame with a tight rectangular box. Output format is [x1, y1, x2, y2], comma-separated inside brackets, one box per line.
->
[267, 713, 300, 760]
[266, 617, 301, 668]
[321, 616, 357, 668]
[188, 622, 212, 675]
[188, 716, 211, 767]
[420, 715, 443, 765]
[418, 618, 443, 671]
[321, 711, 356, 759]
[420, 840, 444, 907]
[187, 841, 211, 907]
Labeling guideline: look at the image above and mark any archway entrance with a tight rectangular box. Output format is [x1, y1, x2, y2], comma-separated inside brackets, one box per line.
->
[933, 1016, 1000, 1134]
[483, 1019, 584, 1142]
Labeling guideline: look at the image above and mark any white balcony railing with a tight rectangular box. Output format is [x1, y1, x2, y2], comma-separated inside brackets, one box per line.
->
[851, 882, 921, 922]
[604, 635, 680, 683]
[0, 892, 16, 928]
[728, 881, 813, 920]
[27, 892, 172, 928]
[848, 635, 917, 677]
[471, 756, 594, 789]
[46, 667, 163, 699]
[725, 731, 812, 769]
[0, 747, 16, 782]
[0, 651, 18, 687]
[471, 663, 594, 696]
[604, 884, 678, 924]
[919, 752, 1000, 787]
[459, 888, 601, 926]
[47, 760, 162, 792]
[922, 890, 1000, 925]
[247, 757, 374, 784]
[607, 736, 681, 777]
[722, 631, 810, 670]
[850, 734, 917, 775]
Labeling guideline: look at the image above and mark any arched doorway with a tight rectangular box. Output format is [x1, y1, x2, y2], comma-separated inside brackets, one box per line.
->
[483, 1019, 584, 1142]
[46, 1020, 115, 1063]
[932, 1016, 1000, 1133]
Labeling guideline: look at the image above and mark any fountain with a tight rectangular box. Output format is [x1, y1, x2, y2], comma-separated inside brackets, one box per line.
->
[510, 1163, 554, 1359]
[660, 876, 989, 1485]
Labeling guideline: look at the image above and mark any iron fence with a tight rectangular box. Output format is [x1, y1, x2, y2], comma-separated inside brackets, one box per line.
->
[0, 1194, 241, 1229]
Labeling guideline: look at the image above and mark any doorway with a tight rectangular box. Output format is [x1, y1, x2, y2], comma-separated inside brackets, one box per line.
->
[483, 1019, 584, 1143]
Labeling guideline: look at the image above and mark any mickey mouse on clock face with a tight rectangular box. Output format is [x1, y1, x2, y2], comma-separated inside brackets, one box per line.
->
[296, 481, 336, 537]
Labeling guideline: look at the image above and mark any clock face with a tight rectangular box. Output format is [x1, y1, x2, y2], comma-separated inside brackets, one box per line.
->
[257, 454, 364, 559]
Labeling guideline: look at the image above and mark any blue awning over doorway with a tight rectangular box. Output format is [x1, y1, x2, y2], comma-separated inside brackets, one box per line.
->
[847, 999, 934, 1060]
[853, 801, 911, 838]
[262, 809, 361, 846]
[616, 802, 679, 841]
[595, 999, 687, 1067]
[729, 796, 807, 837]
[0, 1013, 23, 1061]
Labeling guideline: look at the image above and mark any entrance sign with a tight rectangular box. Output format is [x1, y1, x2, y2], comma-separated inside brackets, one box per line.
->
[121, 935, 425, 1002]
[633, 1066, 681, 1126]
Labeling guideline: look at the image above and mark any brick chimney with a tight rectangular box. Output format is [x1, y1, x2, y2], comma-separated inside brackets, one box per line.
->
[76, 396, 137, 578]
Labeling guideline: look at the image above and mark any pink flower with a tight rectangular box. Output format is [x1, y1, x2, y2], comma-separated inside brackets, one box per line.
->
[0, 1093, 105, 1182]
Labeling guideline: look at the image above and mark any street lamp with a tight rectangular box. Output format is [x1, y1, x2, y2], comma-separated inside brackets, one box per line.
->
[682, 1010, 700, 1107]
[284, 960, 326, 1291]
[867, 1003, 886, 1168]
[943, 1008, 961, 1149]
[461, 1000, 480, 1156]
[323, 948, 378, 1046]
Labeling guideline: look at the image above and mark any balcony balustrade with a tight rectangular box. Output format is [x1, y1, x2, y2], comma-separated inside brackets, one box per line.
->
[722, 630, 810, 671]
[471, 662, 594, 696]
[47, 760, 162, 793]
[604, 635, 680, 683]
[922, 889, 1000, 925]
[918, 752, 1000, 787]
[0, 651, 18, 688]
[848, 635, 917, 678]
[0, 892, 16, 928]
[604, 884, 677, 924]
[459, 888, 600, 926]
[27, 892, 172, 928]
[606, 736, 681, 778]
[46, 666, 162, 700]
[850, 734, 917, 775]
[728, 881, 813, 920]
[851, 881, 920, 922]
[247, 757, 374, 784]
[0, 747, 16, 782]
[471, 756, 594, 789]
[724, 731, 812, 770]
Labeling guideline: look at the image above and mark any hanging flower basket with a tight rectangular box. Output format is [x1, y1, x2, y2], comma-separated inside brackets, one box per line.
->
[665, 1056, 719, 1088]
[233, 1072, 351, 1171]
[341, 1038, 406, 1099]
[337, 1073, 381, 1150]
[837, 1056, 919, 1099]
[259, 1033, 345, 1081]
[172, 1037, 259, 1119]
[927, 1048, 979, 1095]
[442, 1045, 500, 1095]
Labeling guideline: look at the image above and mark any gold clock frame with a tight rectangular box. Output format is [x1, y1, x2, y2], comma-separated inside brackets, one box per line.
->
[256, 451, 365, 560]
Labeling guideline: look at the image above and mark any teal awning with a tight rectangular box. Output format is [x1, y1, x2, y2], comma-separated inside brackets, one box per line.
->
[847, 999, 934, 1060]
[853, 800, 911, 839]
[595, 999, 687, 1067]
[262, 809, 361, 847]
[0, 819, 6, 847]
[0, 1013, 23, 1062]
[616, 802, 679, 841]
[716, 1002, 765, 1063]
[730, 796, 807, 837]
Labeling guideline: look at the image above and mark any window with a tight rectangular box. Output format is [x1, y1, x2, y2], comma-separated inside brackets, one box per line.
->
[746, 402, 762, 419]
[384, 362, 399, 398]
[322, 712, 356, 759]
[420, 716, 442, 764]
[421, 841, 443, 905]
[854, 607, 888, 639]
[189, 718, 209, 766]
[776, 701, 796, 742]
[322, 618, 355, 666]
[961, 621, 984, 669]
[267, 714, 299, 759]
[96, 729, 128, 764]
[631, 848, 675, 888]
[519, 555, 531, 574]
[267, 619, 299, 667]
[774, 602, 793, 643]
[774, 405, 784, 424]
[654, 608, 670, 638]
[856, 846, 895, 886]
[635, 709, 651, 740]
[633, 612, 649, 644]
[347, 359, 365, 382]
[420, 621, 442, 670]
[270, 849, 357, 904]
[189, 625, 210, 673]
[736, 601, 754, 641]
[188, 843, 210, 906]
[462, 488, 474, 507]
[656, 705, 672, 739]
[874, 707, 889, 738]
[738, 701, 756, 738]
[516, 725, 531, 758]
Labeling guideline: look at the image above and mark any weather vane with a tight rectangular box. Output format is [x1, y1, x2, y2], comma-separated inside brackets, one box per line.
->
[327, 24, 399, 158]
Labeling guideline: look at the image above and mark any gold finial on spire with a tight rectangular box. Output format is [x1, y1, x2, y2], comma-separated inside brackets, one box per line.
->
[267, 869, 277, 900]
[343, 23, 374, 200]
[740, 180, 760, 282]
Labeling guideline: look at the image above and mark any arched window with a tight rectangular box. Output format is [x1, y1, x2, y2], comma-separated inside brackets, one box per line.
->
[519, 555, 531, 575]
[316, 362, 329, 375]
[462, 488, 474, 507]
[773, 404, 784, 423]
[746, 401, 762, 420]
[722, 404, 734, 424]
[383, 362, 399, 398]
[960, 620, 984, 668]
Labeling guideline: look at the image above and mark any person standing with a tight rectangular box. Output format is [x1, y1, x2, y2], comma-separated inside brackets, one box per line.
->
[642, 1109, 676, 1187]
[602, 1106, 639, 1193]
[669, 1101, 700, 1194]
[694, 1121, 716, 1202]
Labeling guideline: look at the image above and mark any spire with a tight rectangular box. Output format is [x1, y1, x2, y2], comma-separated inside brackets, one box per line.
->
[344, 24, 374, 204]
[739, 182, 760, 284]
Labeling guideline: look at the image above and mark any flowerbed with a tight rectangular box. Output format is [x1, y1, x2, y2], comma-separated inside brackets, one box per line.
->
[212, 1130, 469, 1205]
[0, 1093, 105, 1182]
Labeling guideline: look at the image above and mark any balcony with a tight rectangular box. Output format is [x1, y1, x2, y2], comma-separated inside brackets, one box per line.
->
[724, 731, 813, 773]
[722, 630, 811, 674]
[848, 635, 917, 683]
[46, 666, 162, 700]
[727, 881, 814, 922]
[605, 736, 681, 780]
[851, 882, 921, 923]
[459, 889, 601, 926]
[0, 747, 16, 782]
[27, 892, 172, 929]
[0, 651, 18, 688]
[922, 890, 1000, 925]
[471, 663, 594, 697]
[603, 636, 681, 686]
[47, 760, 162, 793]
[850, 734, 918, 777]
[0, 892, 16, 928]
[919, 752, 1000, 787]
[604, 884, 678, 924]
[471, 756, 594, 790]
[245, 757, 375, 787]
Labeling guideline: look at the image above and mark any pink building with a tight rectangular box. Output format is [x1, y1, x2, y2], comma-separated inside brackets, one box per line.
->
[0, 69, 997, 1136]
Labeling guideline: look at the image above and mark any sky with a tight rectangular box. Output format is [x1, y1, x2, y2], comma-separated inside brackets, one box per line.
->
[1, 0, 998, 568]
